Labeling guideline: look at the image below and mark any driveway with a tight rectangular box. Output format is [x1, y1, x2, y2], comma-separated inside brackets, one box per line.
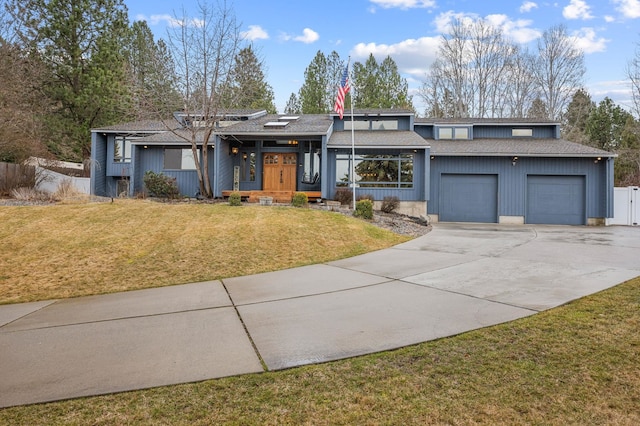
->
[1, 224, 639, 408]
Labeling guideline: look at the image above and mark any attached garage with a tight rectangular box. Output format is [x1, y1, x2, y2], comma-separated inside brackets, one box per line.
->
[526, 175, 586, 225]
[440, 174, 498, 223]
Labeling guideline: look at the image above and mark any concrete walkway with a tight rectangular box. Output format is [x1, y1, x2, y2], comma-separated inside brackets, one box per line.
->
[1, 224, 639, 408]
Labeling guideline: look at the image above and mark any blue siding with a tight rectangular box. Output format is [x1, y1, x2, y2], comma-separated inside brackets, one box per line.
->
[134, 145, 215, 197]
[473, 125, 556, 139]
[90, 133, 108, 196]
[106, 135, 131, 177]
[428, 156, 610, 220]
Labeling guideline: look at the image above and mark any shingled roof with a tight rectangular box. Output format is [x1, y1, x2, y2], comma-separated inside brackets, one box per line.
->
[429, 138, 615, 157]
[328, 130, 429, 149]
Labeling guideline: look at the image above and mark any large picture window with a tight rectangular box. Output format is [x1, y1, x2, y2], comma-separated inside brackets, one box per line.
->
[336, 153, 413, 188]
[164, 148, 198, 170]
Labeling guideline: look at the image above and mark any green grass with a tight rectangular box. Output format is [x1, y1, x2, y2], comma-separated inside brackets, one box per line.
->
[1, 277, 638, 424]
[0, 199, 408, 304]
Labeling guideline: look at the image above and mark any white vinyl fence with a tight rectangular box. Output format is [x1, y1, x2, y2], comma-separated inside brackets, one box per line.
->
[608, 187, 639, 226]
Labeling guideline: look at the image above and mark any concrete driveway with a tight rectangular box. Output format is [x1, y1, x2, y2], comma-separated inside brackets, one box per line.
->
[1, 224, 639, 408]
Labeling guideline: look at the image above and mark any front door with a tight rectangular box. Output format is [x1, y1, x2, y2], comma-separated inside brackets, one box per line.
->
[263, 153, 297, 191]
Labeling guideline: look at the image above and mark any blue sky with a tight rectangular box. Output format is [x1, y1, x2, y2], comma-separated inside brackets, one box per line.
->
[126, 0, 640, 115]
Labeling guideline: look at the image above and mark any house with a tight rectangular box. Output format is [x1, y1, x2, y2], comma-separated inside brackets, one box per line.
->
[90, 109, 615, 225]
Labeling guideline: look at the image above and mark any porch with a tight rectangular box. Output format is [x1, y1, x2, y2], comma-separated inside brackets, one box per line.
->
[222, 190, 322, 203]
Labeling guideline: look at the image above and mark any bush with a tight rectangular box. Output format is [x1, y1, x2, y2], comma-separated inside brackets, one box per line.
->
[143, 171, 180, 199]
[357, 193, 374, 202]
[334, 187, 353, 206]
[228, 191, 242, 206]
[381, 196, 400, 213]
[291, 192, 308, 207]
[353, 199, 373, 220]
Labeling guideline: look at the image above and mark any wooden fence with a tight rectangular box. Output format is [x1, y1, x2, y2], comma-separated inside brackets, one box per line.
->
[0, 161, 36, 195]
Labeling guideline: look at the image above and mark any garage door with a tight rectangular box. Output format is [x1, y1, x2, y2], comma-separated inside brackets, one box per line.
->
[526, 175, 585, 225]
[440, 174, 498, 223]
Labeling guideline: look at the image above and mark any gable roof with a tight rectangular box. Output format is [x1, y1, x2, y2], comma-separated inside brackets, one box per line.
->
[429, 138, 615, 158]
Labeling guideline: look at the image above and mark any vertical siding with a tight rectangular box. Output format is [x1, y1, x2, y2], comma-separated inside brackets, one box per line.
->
[90, 132, 107, 196]
[473, 125, 557, 139]
[428, 156, 610, 218]
[134, 145, 214, 197]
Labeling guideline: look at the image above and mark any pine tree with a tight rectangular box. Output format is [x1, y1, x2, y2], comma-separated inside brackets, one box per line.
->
[9, 0, 131, 160]
[227, 45, 276, 113]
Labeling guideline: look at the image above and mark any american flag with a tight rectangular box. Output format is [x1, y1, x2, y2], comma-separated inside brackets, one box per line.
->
[334, 64, 350, 119]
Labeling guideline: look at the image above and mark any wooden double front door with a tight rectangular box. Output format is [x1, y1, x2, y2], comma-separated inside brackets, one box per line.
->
[263, 153, 297, 191]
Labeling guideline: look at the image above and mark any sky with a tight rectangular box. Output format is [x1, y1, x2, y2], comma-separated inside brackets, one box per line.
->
[125, 0, 640, 115]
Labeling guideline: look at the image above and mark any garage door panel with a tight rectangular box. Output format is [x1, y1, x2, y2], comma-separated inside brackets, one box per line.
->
[527, 175, 585, 225]
[440, 174, 498, 223]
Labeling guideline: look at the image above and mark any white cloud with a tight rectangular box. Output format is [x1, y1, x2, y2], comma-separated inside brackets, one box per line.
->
[571, 27, 609, 53]
[604, 15, 616, 22]
[241, 25, 269, 41]
[612, 0, 640, 18]
[281, 28, 320, 44]
[434, 11, 541, 44]
[294, 28, 319, 43]
[369, 0, 436, 9]
[139, 14, 201, 28]
[351, 36, 441, 80]
[519, 1, 538, 13]
[563, 0, 594, 20]
[433, 11, 479, 33]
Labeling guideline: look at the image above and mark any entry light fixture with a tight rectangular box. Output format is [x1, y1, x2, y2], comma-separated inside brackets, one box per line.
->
[230, 146, 239, 156]
[594, 157, 602, 163]
[512, 156, 518, 166]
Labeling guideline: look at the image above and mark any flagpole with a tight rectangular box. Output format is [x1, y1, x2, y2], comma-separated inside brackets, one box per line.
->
[349, 67, 356, 211]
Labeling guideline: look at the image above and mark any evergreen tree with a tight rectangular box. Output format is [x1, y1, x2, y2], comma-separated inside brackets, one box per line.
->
[226, 45, 276, 113]
[298, 50, 346, 114]
[353, 54, 413, 110]
[285, 93, 301, 114]
[9, 0, 131, 160]
[527, 98, 549, 120]
[562, 88, 594, 144]
[585, 97, 632, 151]
[126, 21, 181, 120]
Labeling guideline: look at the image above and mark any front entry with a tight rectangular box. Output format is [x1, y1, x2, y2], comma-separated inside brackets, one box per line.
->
[263, 153, 297, 191]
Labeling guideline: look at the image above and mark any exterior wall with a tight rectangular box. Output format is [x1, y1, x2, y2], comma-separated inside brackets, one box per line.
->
[472, 125, 557, 139]
[428, 156, 611, 222]
[134, 145, 215, 197]
[106, 135, 131, 177]
[325, 148, 427, 202]
[372, 200, 427, 218]
[90, 132, 108, 196]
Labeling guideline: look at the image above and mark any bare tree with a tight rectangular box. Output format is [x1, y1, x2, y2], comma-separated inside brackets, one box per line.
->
[504, 48, 536, 118]
[420, 18, 518, 118]
[628, 38, 640, 118]
[166, 1, 241, 198]
[531, 24, 585, 120]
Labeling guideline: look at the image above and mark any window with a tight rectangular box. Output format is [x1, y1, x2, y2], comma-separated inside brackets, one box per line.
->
[512, 128, 533, 137]
[241, 152, 256, 181]
[303, 141, 321, 181]
[114, 136, 132, 163]
[437, 127, 470, 140]
[344, 120, 399, 130]
[336, 153, 413, 188]
[164, 148, 198, 170]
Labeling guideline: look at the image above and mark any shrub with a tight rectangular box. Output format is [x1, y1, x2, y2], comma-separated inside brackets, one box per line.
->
[334, 187, 353, 206]
[228, 191, 242, 206]
[381, 196, 400, 213]
[357, 193, 374, 202]
[143, 171, 180, 199]
[353, 199, 373, 220]
[291, 192, 308, 207]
